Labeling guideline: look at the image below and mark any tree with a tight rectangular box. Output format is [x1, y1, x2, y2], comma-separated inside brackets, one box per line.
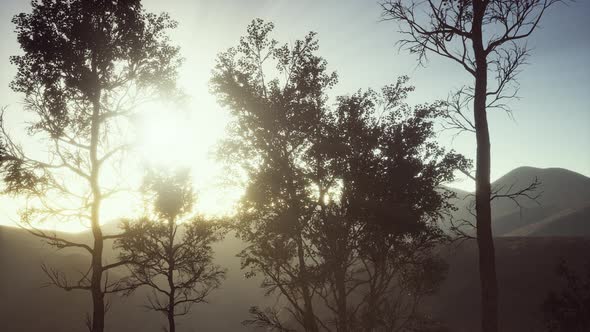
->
[211, 19, 337, 332]
[542, 260, 590, 332]
[116, 168, 225, 332]
[212, 19, 467, 331]
[0, 1, 181, 331]
[380, 1, 562, 331]
[312, 85, 462, 332]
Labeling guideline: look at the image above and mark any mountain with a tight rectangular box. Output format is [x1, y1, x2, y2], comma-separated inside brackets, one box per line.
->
[491, 166, 590, 218]
[446, 167, 590, 236]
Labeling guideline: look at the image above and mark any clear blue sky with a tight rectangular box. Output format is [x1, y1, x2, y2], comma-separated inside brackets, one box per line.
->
[0, 0, 588, 192]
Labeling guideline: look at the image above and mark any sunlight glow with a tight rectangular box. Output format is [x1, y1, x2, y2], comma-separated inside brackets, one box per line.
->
[0, 101, 244, 233]
[137, 106, 195, 168]
[135, 102, 244, 220]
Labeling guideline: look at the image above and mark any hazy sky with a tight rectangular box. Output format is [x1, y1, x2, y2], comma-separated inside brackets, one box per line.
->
[0, 0, 589, 229]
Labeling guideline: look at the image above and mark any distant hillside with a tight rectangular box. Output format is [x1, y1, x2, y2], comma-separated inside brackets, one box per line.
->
[431, 237, 590, 332]
[505, 203, 590, 237]
[1, 166, 589, 331]
[2, 226, 589, 331]
[491, 167, 590, 218]
[445, 167, 590, 237]
[0, 225, 269, 332]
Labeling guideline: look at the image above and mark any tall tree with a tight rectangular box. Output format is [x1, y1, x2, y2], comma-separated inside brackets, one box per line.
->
[0, 1, 181, 331]
[116, 169, 225, 332]
[212, 19, 467, 331]
[313, 84, 463, 331]
[211, 19, 337, 332]
[380, 1, 563, 331]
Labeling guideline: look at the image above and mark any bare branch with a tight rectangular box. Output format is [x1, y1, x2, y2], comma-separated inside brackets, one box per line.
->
[41, 263, 92, 292]
[491, 176, 543, 207]
[21, 224, 93, 254]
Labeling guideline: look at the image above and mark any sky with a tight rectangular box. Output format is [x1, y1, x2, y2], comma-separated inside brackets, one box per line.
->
[0, 0, 588, 231]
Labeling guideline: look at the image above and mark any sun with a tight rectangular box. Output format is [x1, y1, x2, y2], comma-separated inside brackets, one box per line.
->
[134, 103, 244, 218]
[137, 105, 195, 168]
[0, 102, 243, 233]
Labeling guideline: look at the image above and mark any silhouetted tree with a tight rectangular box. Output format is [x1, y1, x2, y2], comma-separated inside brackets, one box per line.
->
[313, 83, 465, 332]
[542, 260, 590, 332]
[381, 1, 563, 331]
[116, 168, 225, 332]
[212, 19, 337, 332]
[0, 106, 5, 159]
[212, 19, 466, 331]
[0, 1, 181, 331]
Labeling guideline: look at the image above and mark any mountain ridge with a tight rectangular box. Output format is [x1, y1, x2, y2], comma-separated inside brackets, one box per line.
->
[444, 166, 590, 237]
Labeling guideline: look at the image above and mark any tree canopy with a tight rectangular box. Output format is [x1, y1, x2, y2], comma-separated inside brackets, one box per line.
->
[212, 19, 467, 331]
[116, 168, 225, 332]
[0, 1, 182, 331]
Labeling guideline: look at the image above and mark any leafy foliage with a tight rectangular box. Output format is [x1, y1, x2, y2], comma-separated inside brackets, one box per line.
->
[212, 19, 466, 331]
[0, 1, 182, 331]
[2, 0, 181, 209]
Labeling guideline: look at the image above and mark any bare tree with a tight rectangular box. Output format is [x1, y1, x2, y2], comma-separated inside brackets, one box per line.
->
[0, 1, 181, 331]
[116, 169, 225, 332]
[380, 1, 563, 331]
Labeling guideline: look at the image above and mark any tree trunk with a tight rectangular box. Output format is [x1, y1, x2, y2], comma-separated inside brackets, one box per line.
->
[333, 231, 349, 332]
[90, 93, 105, 332]
[474, 69, 498, 332]
[167, 218, 176, 332]
[472, 2, 498, 331]
[297, 236, 319, 332]
[287, 172, 319, 332]
[167, 309, 176, 332]
[365, 259, 382, 332]
[90, 252, 104, 332]
[335, 266, 348, 332]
